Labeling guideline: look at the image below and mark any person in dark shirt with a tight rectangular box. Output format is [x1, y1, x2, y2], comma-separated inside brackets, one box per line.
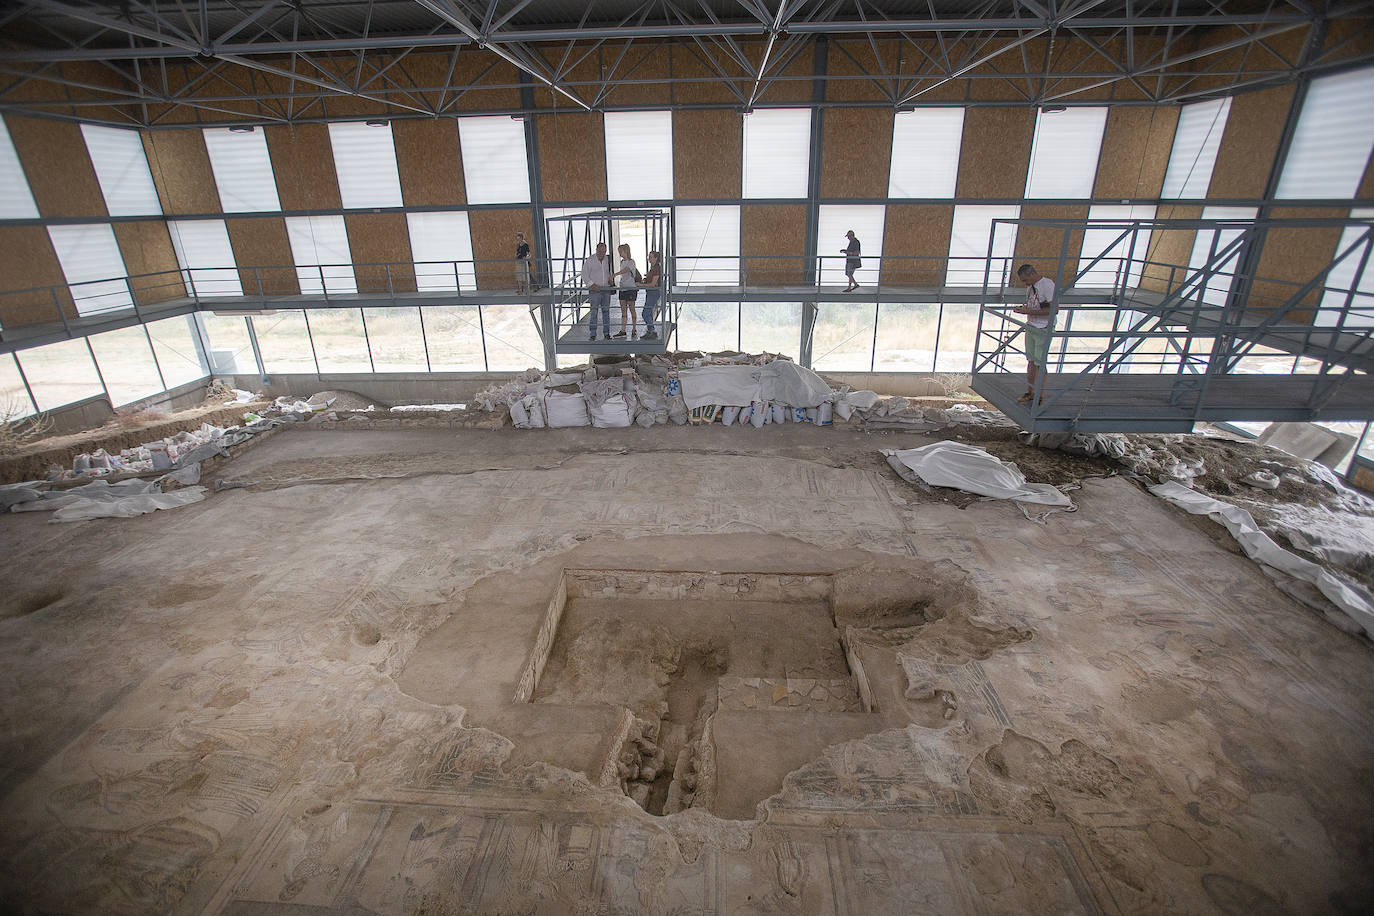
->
[842, 230, 861, 292]
[514, 231, 532, 293]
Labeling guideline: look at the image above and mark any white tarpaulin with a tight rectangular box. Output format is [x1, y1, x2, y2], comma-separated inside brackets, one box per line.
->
[677, 362, 833, 410]
[883, 442, 1073, 507]
[1149, 481, 1374, 639]
[10, 478, 208, 522]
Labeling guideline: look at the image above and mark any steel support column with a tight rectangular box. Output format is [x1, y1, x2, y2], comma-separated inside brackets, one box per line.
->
[799, 36, 828, 368]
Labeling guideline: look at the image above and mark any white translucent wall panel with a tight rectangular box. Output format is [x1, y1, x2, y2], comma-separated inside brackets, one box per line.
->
[0, 116, 37, 218]
[812, 302, 877, 372]
[169, 219, 242, 296]
[200, 314, 257, 374]
[935, 304, 981, 372]
[0, 353, 34, 418]
[363, 307, 428, 371]
[1024, 107, 1108, 199]
[740, 302, 801, 360]
[457, 116, 530, 204]
[1161, 98, 1231, 199]
[407, 212, 477, 291]
[307, 309, 371, 372]
[422, 306, 487, 370]
[817, 205, 885, 286]
[677, 302, 739, 352]
[16, 338, 105, 411]
[873, 302, 940, 372]
[482, 303, 546, 371]
[1187, 206, 1257, 306]
[203, 127, 281, 212]
[47, 223, 132, 314]
[1079, 205, 1156, 287]
[1278, 67, 1374, 199]
[80, 124, 161, 217]
[674, 205, 740, 285]
[604, 111, 673, 200]
[328, 122, 404, 209]
[253, 312, 316, 373]
[88, 326, 165, 406]
[285, 215, 356, 295]
[146, 316, 207, 387]
[946, 206, 1020, 287]
[742, 109, 811, 198]
[1318, 209, 1374, 326]
[888, 109, 963, 198]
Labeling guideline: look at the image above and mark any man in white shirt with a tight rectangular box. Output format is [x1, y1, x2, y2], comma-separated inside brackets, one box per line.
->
[1013, 264, 1056, 403]
[582, 242, 613, 341]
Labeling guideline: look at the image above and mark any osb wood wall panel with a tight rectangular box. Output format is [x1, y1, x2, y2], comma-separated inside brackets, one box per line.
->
[1209, 85, 1295, 199]
[1142, 204, 1202, 294]
[225, 217, 299, 296]
[537, 112, 606, 202]
[468, 208, 534, 291]
[0, 226, 75, 326]
[669, 47, 751, 105]
[596, 45, 673, 108]
[1014, 205, 1089, 275]
[7, 116, 106, 218]
[956, 108, 1034, 199]
[345, 213, 415, 294]
[1252, 206, 1343, 320]
[674, 110, 741, 199]
[881, 205, 954, 286]
[114, 222, 185, 305]
[393, 119, 465, 207]
[1357, 152, 1374, 199]
[742, 204, 807, 285]
[1095, 107, 1179, 199]
[820, 108, 892, 198]
[264, 125, 341, 211]
[143, 130, 221, 215]
[825, 40, 898, 104]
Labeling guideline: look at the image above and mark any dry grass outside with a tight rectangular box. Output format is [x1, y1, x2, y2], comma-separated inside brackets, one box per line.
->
[0, 398, 53, 457]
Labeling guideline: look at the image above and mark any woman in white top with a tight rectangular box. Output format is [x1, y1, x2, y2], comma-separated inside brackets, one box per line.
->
[612, 243, 639, 339]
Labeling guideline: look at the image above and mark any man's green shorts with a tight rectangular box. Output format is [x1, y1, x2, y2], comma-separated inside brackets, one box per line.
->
[1025, 325, 1052, 366]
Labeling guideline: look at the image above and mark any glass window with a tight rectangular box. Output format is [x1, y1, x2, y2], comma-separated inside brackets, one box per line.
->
[328, 121, 404, 209]
[481, 303, 545, 371]
[677, 302, 739, 353]
[674, 205, 740, 286]
[203, 127, 281, 212]
[200, 314, 257, 374]
[817, 205, 885, 287]
[457, 116, 530, 205]
[252, 311, 316, 374]
[604, 111, 673, 200]
[146, 315, 207, 387]
[422, 305, 487, 371]
[888, 108, 963, 199]
[407, 211, 477, 291]
[1187, 206, 1257, 306]
[0, 353, 35, 419]
[1024, 107, 1108, 199]
[947, 206, 1020, 287]
[812, 301, 877, 372]
[16, 338, 105, 411]
[1161, 98, 1231, 199]
[80, 124, 161, 217]
[1278, 67, 1374, 200]
[873, 302, 940, 372]
[363, 307, 428, 372]
[1079, 205, 1156, 288]
[1318, 209, 1374, 327]
[168, 219, 242, 296]
[935, 304, 980, 372]
[742, 109, 811, 198]
[740, 302, 802, 360]
[88, 326, 165, 406]
[285, 215, 356, 295]
[0, 116, 38, 219]
[306, 309, 371, 372]
[47, 223, 132, 314]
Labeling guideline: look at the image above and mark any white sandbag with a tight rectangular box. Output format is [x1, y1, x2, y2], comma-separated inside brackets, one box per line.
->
[834, 399, 854, 421]
[792, 407, 807, 423]
[590, 395, 634, 428]
[544, 390, 590, 427]
[882, 442, 1073, 507]
[509, 398, 531, 428]
[721, 406, 740, 427]
[771, 403, 788, 424]
[814, 402, 833, 426]
[667, 394, 689, 425]
[524, 395, 545, 428]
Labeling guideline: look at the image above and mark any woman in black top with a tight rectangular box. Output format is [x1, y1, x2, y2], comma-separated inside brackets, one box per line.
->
[842, 230, 861, 292]
[514, 231, 531, 293]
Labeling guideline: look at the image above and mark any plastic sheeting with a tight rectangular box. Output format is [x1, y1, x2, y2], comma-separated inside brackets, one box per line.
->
[11, 478, 208, 522]
[1149, 481, 1374, 639]
[677, 362, 833, 410]
[883, 442, 1074, 507]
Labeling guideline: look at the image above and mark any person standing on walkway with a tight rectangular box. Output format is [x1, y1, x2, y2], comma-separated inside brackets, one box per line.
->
[1013, 263, 1056, 403]
[639, 250, 662, 339]
[613, 243, 639, 339]
[514, 231, 532, 293]
[582, 242, 613, 341]
[842, 230, 862, 292]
